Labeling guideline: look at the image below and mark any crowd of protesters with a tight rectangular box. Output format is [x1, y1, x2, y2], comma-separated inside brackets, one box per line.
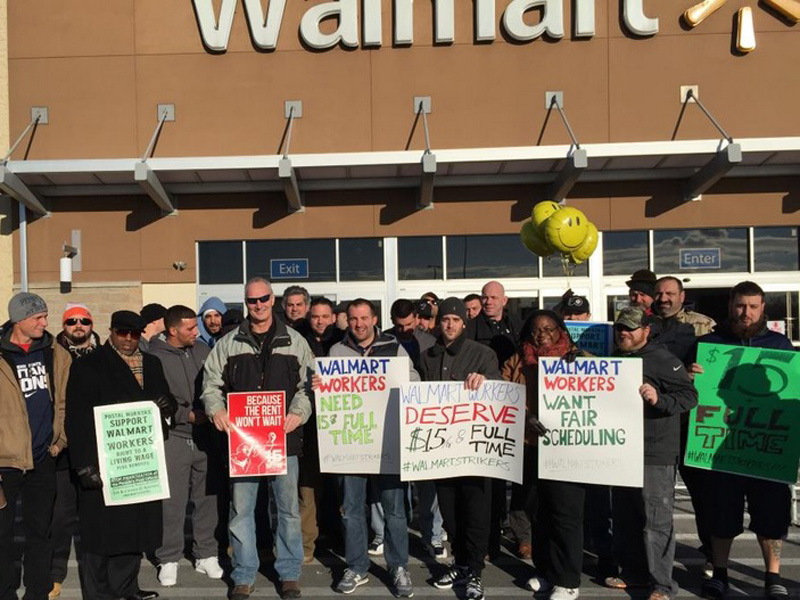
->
[0, 271, 795, 600]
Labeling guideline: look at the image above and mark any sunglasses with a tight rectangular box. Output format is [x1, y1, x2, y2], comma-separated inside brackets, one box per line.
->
[114, 328, 142, 339]
[245, 294, 271, 305]
[65, 318, 92, 326]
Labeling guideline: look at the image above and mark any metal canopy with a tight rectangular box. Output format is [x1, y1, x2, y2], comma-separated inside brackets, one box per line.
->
[5, 137, 800, 208]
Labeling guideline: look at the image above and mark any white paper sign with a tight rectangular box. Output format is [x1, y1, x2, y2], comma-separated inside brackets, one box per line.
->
[315, 356, 410, 474]
[398, 381, 526, 484]
[94, 401, 170, 506]
[538, 357, 644, 487]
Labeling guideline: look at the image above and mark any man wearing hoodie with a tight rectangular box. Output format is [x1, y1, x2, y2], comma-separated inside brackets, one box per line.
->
[692, 282, 795, 600]
[324, 299, 418, 598]
[604, 307, 698, 600]
[198, 296, 227, 348]
[146, 305, 223, 586]
[0, 293, 71, 600]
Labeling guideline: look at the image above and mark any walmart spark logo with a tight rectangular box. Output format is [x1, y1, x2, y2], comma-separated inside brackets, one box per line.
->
[683, 0, 800, 53]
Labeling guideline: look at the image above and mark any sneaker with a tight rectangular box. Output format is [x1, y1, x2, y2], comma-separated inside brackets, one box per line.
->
[430, 540, 448, 560]
[550, 587, 579, 600]
[702, 561, 714, 580]
[526, 576, 552, 594]
[433, 565, 470, 590]
[280, 581, 302, 599]
[195, 556, 224, 579]
[701, 577, 729, 600]
[231, 584, 255, 600]
[441, 530, 448, 542]
[368, 540, 384, 556]
[647, 591, 671, 600]
[157, 562, 178, 587]
[465, 575, 485, 600]
[766, 583, 789, 600]
[337, 569, 369, 594]
[393, 566, 414, 598]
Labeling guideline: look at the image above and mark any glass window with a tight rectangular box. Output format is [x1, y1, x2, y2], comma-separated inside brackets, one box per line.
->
[198, 241, 243, 284]
[653, 228, 748, 274]
[764, 291, 799, 343]
[754, 227, 799, 272]
[542, 256, 588, 277]
[339, 238, 384, 281]
[446, 235, 538, 279]
[398, 236, 443, 280]
[246, 239, 335, 282]
[603, 231, 648, 276]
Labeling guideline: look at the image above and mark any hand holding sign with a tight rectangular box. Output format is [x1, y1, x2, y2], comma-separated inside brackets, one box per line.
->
[639, 383, 658, 406]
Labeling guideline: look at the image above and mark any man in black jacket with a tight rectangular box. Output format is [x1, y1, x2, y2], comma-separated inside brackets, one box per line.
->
[605, 307, 697, 600]
[65, 310, 176, 600]
[421, 298, 501, 600]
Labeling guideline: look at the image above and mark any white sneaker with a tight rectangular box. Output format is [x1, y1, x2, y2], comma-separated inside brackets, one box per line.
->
[526, 575, 552, 593]
[158, 562, 178, 587]
[549, 586, 579, 600]
[195, 556, 224, 579]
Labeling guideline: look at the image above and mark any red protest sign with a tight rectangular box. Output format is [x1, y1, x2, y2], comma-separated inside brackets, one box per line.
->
[227, 391, 287, 477]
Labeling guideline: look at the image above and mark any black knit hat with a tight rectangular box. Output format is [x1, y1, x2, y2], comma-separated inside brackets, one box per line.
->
[437, 297, 467, 323]
[626, 269, 657, 299]
[140, 303, 167, 324]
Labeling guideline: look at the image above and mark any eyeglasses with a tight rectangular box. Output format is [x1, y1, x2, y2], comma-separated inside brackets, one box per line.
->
[65, 318, 92, 326]
[114, 328, 142, 339]
[532, 327, 558, 335]
[246, 294, 271, 305]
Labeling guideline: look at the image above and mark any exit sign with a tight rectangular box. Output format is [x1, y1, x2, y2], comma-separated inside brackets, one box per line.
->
[270, 258, 309, 280]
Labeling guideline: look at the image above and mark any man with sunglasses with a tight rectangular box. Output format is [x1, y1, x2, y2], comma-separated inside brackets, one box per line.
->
[202, 277, 315, 600]
[604, 307, 697, 600]
[65, 310, 176, 600]
[49, 304, 101, 599]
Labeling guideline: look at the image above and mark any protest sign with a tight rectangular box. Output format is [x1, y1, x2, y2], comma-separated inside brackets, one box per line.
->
[538, 357, 644, 487]
[227, 391, 287, 477]
[398, 381, 526, 483]
[315, 356, 410, 474]
[565, 321, 614, 356]
[94, 401, 169, 506]
[685, 343, 800, 484]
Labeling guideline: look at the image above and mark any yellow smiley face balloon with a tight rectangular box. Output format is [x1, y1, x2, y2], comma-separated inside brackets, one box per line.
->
[544, 207, 590, 252]
[520, 221, 555, 257]
[569, 221, 598, 264]
[531, 201, 560, 228]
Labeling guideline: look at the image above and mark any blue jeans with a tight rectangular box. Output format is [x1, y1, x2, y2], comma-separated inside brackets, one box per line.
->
[342, 474, 408, 575]
[229, 456, 302, 585]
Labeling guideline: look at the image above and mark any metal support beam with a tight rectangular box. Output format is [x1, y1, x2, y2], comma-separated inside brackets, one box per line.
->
[418, 153, 437, 209]
[279, 157, 304, 213]
[0, 165, 49, 216]
[684, 143, 742, 202]
[134, 162, 177, 215]
[548, 148, 588, 203]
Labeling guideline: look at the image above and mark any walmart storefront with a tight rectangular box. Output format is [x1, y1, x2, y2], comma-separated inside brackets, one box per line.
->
[2, 1, 799, 337]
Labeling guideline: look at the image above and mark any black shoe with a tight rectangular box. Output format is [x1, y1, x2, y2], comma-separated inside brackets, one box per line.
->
[126, 591, 159, 600]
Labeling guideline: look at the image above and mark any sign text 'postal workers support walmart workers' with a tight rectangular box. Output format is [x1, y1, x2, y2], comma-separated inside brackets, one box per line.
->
[685, 343, 800, 484]
[193, 0, 661, 52]
[315, 356, 411, 474]
[398, 381, 526, 484]
[227, 391, 287, 477]
[565, 321, 614, 356]
[94, 401, 170, 506]
[538, 357, 644, 487]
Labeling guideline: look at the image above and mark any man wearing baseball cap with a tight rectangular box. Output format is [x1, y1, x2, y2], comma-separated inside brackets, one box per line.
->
[0, 292, 72, 600]
[604, 307, 697, 600]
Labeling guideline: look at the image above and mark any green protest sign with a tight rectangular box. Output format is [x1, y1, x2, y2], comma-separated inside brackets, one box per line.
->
[94, 401, 170, 506]
[685, 342, 800, 484]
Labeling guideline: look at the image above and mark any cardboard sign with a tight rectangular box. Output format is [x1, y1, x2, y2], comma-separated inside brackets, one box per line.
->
[94, 401, 170, 506]
[227, 391, 287, 477]
[398, 381, 526, 483]
[685, 343, 800, 484]
[315, 356, 410, 474]
[538, 357, 644, 487]
[565, 321, 614, 356]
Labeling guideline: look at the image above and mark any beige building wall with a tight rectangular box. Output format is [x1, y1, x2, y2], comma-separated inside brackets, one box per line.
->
[142, 282, 197, 311]
[0, 0, 12, 313]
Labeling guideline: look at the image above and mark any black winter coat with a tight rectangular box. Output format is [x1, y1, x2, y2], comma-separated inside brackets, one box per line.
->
[65, 342, 175, 555]
[419, 334, 502, 382]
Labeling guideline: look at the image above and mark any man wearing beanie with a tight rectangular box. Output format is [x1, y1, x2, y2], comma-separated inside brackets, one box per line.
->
[626, 270, 657, 312]
[419, 297, 501, 600]
[50, 303, 101, 599]
[139, 303, 167, 352]
[0, 292, 72, 600]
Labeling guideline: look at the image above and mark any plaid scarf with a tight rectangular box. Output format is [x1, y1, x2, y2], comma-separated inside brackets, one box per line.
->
[108, 340, 144, 388]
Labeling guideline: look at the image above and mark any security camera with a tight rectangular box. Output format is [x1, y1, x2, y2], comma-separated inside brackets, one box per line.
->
[172, 261, 186, 271]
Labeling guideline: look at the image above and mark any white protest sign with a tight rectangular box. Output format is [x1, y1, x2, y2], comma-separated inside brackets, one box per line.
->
[398, 380, 526, 484]
[94, 401, 170, 506]
[315, 356, 410, 474]
[538, 357, 643, 487]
